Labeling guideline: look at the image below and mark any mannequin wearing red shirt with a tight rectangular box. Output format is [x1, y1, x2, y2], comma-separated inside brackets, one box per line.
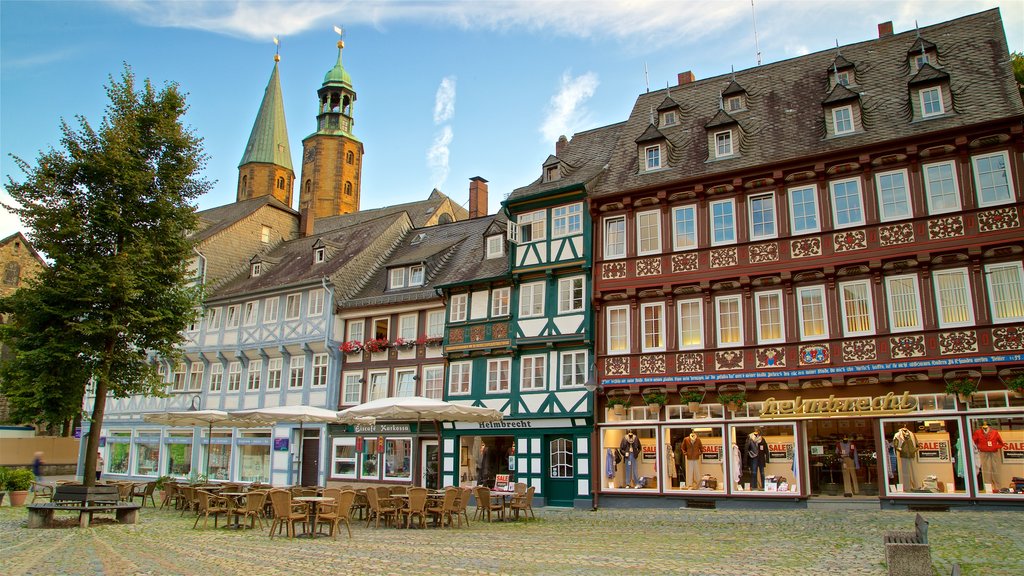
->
[972, 421, 1005, 493]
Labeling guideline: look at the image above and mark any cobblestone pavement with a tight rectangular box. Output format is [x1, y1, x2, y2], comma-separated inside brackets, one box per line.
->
[1, 502, 1021, 575]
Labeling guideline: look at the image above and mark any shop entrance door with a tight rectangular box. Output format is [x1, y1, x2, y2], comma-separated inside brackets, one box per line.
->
[300, 436, 319, 487]
[806, 418, 879, 497]
[543, 435, 575, 507]
[421, 440, 439, 489]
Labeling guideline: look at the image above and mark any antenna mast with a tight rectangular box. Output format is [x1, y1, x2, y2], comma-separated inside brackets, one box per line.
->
[750, 0, 762, 66]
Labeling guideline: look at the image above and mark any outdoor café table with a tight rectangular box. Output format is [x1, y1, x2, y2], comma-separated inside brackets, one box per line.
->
[293, 496, 335, 538]
[490, 490, 516, 520]
[219, 492, 249, 529]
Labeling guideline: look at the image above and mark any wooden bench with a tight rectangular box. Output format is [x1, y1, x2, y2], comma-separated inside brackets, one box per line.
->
[27, 485, 142, 529]
[883, 513, 931, 576]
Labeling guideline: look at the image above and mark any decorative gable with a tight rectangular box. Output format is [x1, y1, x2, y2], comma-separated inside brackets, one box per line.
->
[907, 36, 938, 74]
[656, 96, 681, 127]
[909, 63, 952, 120]
[542, 154, 562, 183]
[635, 124, 668, 172]
[822, 83, 862, 137]
[828, 54, 856, 89]
[721, 80, 747, 112]
[704, 109, 740, 160]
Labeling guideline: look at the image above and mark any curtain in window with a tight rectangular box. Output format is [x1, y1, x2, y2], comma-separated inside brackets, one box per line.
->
[989, 266, 1024, 320]
[936, 271, 969, 325]
[842, 284, 871, 333]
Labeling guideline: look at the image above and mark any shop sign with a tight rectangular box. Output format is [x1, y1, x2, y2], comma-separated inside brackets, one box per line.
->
[759, 391, 916, 419]
[452, 418, 574, 430]
[916, 440, 950, 463]
[1002, 442, 1024, 464]
[700, 445, 721, 462]
[769, 442, 794, 462]
[273, 437, 289, 451]
[642, 445, 657, 461]
[353, 424, 412, 434]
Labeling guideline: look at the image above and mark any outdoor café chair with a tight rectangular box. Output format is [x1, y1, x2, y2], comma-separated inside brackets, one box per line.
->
[402, 487, 428, 529]
[193, 490, 229, 530]
[389, 485, 407, 496]
[268, 489, 309, 539]
[160, 483, 179, 510]
[116, 482, 135, 502]
[364, 486, 399, 529]
[476, 486, 505, 522]
[315, 489, 355, 539]
[30, 481, 54, 503]
[177, 486, 197, 516]
[426, 486, 459, 528]
[455, 486, 472, 527]
[510, 485, 536, 521]
[134, 481, 158, 507]
[239, 490, 268, 530]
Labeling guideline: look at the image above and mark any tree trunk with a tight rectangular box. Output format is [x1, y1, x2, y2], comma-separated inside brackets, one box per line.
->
[82, 341, 116, 487]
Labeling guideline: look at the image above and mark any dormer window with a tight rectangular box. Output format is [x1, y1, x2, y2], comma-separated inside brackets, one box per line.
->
[919, 87, 944, 117]
[835, 71, 850, 87]
[251, 262, 262, 277]
[313, 247, 325, 263]
[715, 131, 734, 157]
[660, 110, 678, 127]
[486, 234, 504, 259]
[725, 96, 743, 112]
[914, 53, 929, 70]
[645, 144, 662, 170]
[545, 165, 560, 182]
[390, 267, 406, 289]
[409, 265, 425, 286]
[907, 37, 937, 74]
[832, 105, 854, 135]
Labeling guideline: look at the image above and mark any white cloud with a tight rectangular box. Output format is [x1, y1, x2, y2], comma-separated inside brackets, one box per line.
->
[540, 71, 599, 144]
[433, 76, 457, 125]
[426, 126, 453, 188]
[0, 190, 26, 239]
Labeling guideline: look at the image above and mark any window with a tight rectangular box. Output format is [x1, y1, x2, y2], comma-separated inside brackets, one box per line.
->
[519, 282, 545, 317]
[409, 265, 425, 286]
[426, 310, 445, 338]
[636, 209, 662, 255]
[450, 294, 467, 322]
[677, 299, 703, 349]
[640, 303, 665, 352]
[672, 205, 697, 251]
[521, 355, 546, 391]
[207, 307, 221, 330]
[395, 369, 416, 396]
[188, 363, 204, 392]
[372, 317, 390, 340]
[789, 185, 820, 234]
[226, 305, 240, 329]
[368, 371, 388, 401]
[395, 314, 416, 342]
[607, 305, 630, 354]
[486, 235, 504, 258]
[448, 362, 471, 395]
[332, 437, 357, 478]
[243, 301, 258, 326]
[835, 71, 850, 86]
[277, 176, 285, 189]
[832, 105, 854, 135]
[261, 225, 271, 243]
[487, 359, 510, 393]
[876, 169, 912, 221]
[422, 366, 444, 399]
[661, 110, 678, 127]
[923, 161, 961, 214]
[829, 178, 865, 228]
[346, 150, 354, 164]
[390, 268, 406, 289]
[227, 362, 242, 392]
[560, 351, 587, 388]
[839, 280, 875, 336]
[644, 145, 662, 170]
[516, 210, 546, 243]
[208, 363, 223, 392]
[346, 320, 364, 344]
[755, 290, 785, 344]
[344, 182, 353, 196]
[342, 373, 362, 405]
[552, 203, 582, 237]
[247, 359, 262, 391]
[710, 199, 736, 245]
[885, 275, 923, 333]
[263, 297, 279, 324]
[314, 247, 326, 263]
[748, 193, 777, 240]
[288, 356, 304, 389]
[308, 289, 325, 316]
[914, 53, 930, 70]
[715, 131, 733, 157]
[285, 293, 301, 320]
[603, 216, 626, 259]
[796, 286, 828, 340]
[933, 268, 974, 328]
[726, 96, 742, 112]
[985, 262, 1024, 323]
[919, 87, 944, 117]
[491, 287, 510, 317]
[972, 151, 1014, 207]
[558, 276, 584, 314]
[266, 358, 282, 390]
[549, 438, 574, 480]
[187, 309, 200, 332]
[545, 165, 560, 182]
[172, 363, 186, 392]
[311, 354, 328, 387]
[715, 295, 743, 347]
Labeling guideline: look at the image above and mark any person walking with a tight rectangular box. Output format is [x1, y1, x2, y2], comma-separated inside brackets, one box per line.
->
[32, 451, 45, 485]
[96, 450, 104, 481]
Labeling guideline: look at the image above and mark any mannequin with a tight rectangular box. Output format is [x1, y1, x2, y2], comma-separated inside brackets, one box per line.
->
[745, 428, 770, 490]
[893, 424, 918, 491]
[731, 443, 742, 488]
[972, 421, 1005, 493]
[476, 443, 491, 487]
[620, 430, 642, 488]
[835, 435, 859, 497]
[681, 431, 703, 489]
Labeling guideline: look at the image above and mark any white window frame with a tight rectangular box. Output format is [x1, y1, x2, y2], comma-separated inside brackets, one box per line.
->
[246, 359, 263, 391]
[552, 203, 582, 238]
[676, 298, 703, 350]
[922, 160, 961, 215]
[208, 363, 223, 392]
[408, 265, 425, 286]
[726, 95, 742, 112]
[331, 437, 357, 480]
[389, 268, 406, 289]
[520, 355, 546, 391]
[715, 130, 734, 157]
[919, 86, 944, 118]
[796, 285, 829, 341]
[644, 144, 662, 171]
[660, 110, 677, 127]
[426, 310, 445, 338]
[715, 295, 743, 348]
[788, 185, 820, 234]
[227, 361, 242, 392]
[311, 353, 328, 388]
[422, 366, 444, 400]
[346, 319, 364, 344]
[640, 302, 666, 352]
[188, 362, 204, 392]
[838, 279, 875, 337]
[308, 288, 325, 317]
[832, 105, 854, 135]
[748, 192, 777, 240]
[754, 290, 785, 344]
[266, 358, 282, 391]
[557, 276, 585, 314]
[671, 205, 697, 251]
[172, 362, 186, 392]
[206, 307, 222, 331]
[284, 293, 301, 320]
[603, 215, 626, 259]
[448, 362, 471, 396]
[450, 294, 467, 322]
[835, 70, 851, 86]
[395, 368, 417, 397]
[710, 199, 736, 246]
[985, 261, 1024, 323]
[971, 151, 1014, 208]
[342, 372, 362, 405]
[371, 317, 390, 341]
[486, 358, 510, 393]
[368, 370, 388, 401]
[251, 262, 262, 277]
[932, 268, 975, 329]
[485, 235, 505, 259]
[559, 350, 587, 388]
[288, 356, 305, 389]
[636, 209, 662, 255]
[607, 305, 630, 355]
[519, 281, 545, 318]
[263, 297, 279, 324]
[243, 301, 258, 326]
[829, 177, 865, 229]
[517, 209, 546, 243]
[398, 313, 418, 341]
[884, 274, 924, 333]
[491, 287, 510, 317]
[875, 169, 912, 222]
[226, 305, 240, 329]
[313, 247, 326, 264]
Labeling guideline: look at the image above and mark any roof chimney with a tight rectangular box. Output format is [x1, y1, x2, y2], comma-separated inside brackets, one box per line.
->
[677, 71, 695, 85]
[555, 135, 568, 157]
[469, 176, 488, 219]
[300, 197, 314, 237]
[878, 21, 893, 37]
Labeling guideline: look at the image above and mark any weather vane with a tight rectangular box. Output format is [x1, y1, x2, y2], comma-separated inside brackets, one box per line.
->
[273, 36, 281, 62]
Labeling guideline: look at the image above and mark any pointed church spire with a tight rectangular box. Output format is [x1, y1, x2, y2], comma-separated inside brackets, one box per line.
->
[237, 43, 294, 205]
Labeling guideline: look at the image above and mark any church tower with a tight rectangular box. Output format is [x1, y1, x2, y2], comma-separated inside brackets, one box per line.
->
[237, 51, 294, 205]
[299, 34, 363, 218]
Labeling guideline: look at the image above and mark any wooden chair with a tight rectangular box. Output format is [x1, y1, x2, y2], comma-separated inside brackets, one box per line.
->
[473, 485, 488, 520]
[389, 485, 407, 496]
[455, 486, 472, 527]
[514, 482, 527, 494]
[351, 490, 369, 521]
[177, 486, 197, 516]
[476, 486, 504, 522]
[159, 483, 179, 509]
[364, 486, 399, 529]
[134, 481, 158, 507]
[239, 490, 268, 530]
[426, 486, 459, 528]
[268, 489, 309, 539]
[315, 489, 355, 539]
[401, 487, 428, 529]
[193, 490, 229, 529]
[30, 482, 54, 503]
[290, 486, 317, 498]
[116, 482, 135, 502]
[510, 485, 536, 521]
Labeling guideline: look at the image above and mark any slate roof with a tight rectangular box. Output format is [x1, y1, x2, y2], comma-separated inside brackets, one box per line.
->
[343, 214, 508, 309]
[239, 62, 293, 170]
[313, 188, 467, 232]
[590, 9, 1023, 198]
[192, 196, 296, 244]
[822, 83, 861, 105]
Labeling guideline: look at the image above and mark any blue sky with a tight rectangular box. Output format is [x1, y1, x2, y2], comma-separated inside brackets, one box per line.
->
[2, 1, 1021, 239]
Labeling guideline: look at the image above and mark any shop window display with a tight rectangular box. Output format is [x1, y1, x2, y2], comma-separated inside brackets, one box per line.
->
[666, 426, 725, 492]
[133, 435, 160, 477]
[600, 427, 658, 490]
[967, 416, 1023, 496]
[383, 438, 412, 481]
[238, 432, 271, 483]
[806, 418, 879, 496]
[108, 433, 131, 474]
[459, 435, 515, 487]
[164, 436, 193, 478]
[881, 419, 966, 495]
[728, 424, 799, 493]
[205, 432, 233, 481]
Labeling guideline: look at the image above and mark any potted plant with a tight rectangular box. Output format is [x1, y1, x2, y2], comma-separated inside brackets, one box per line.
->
[680, 390, 704, 412]
[0, 467, 8, 507]
[339, 340, 363, 354]
[363, 337, 390, 354]
[393, 337, 416, 349]
[717, 391, 747, 412]
[1005, 374, 1024, 398]
[642, 390, 667, 412]
[154, 475, 173, 502]
[606, 395, 631, 416]
[945, 377, 978, 404]
[5, 468, 34, 506]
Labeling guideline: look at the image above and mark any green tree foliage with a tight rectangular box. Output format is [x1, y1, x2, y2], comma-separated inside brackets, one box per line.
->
[1013, 52, 1024, 102]
[1, 65, 209, 485]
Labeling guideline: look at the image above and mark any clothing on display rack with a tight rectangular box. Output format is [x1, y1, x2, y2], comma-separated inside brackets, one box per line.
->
[731, 443, 742, 487]
[835, 438, 859, 496]
[620, 432, 642, 488]
[972, 422, 1006, 492]
[745, 430, 770, 490]
[682, 433, 703, 489]
[893, 426, 918, 491]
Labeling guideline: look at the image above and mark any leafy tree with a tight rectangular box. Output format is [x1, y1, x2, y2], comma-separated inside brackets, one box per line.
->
[1, 65, 208, 485]
[1013, 51, 1024, 102]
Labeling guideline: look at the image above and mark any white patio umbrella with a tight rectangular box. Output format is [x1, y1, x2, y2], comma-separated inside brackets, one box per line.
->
[142, 409, 263, 478]
[229, 405, 343, 486]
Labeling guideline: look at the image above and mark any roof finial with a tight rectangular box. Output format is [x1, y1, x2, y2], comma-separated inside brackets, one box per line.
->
[915, 20, 920, 39]
[665, 81, 671, 98]
[644, 62, 650, 93]
[334, 25, 345, 50]
[719, 91, 724, 111]
[273, 36, 280, 62]
[731, 65, 735, 80]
